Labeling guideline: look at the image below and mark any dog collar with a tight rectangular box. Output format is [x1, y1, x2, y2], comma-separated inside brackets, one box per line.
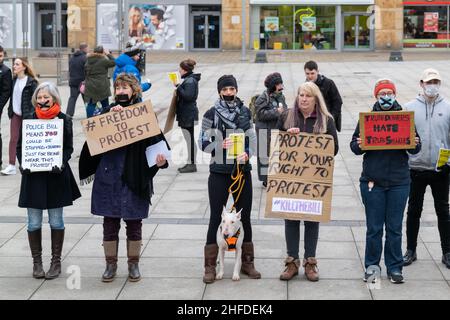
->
[223, 228, 241, 252]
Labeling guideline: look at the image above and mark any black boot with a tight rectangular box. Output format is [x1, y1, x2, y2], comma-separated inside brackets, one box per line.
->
[178, 164, 197, 173]
[45, 229, 64, 279]
[102, 240, 118, 282]
[127, 240, 141, 282]
[27, 229, 45, 279]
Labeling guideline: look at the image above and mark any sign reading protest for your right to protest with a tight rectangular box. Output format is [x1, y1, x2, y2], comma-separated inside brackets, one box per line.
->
[359, 111, 416, 150]
[22, 119, 63, 172]
[82, 100, 160, 156]
[265, 131, 335, 223]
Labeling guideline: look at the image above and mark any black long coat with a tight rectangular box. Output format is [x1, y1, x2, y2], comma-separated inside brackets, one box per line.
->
[176, 72, 201, 127]
[17, 112, 81, 209]
[7, 76, 38, 119]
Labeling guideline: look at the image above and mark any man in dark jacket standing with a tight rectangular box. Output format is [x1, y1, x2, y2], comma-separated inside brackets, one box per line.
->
[304, 60, 343, 132]
[0, 46, 12, 170]
[66, 43, 88, 117]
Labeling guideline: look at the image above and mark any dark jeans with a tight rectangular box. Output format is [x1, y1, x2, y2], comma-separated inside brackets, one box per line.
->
[206, 171, 252, 245]
[360, 182, 409, 273]
[406, 169, 450, 254]
[103, 217, 142, 241]
[86, 98, 109, 118]
[284, 220, 319, 259]
[66, 85, 84, 117]
[181, 126, 196, 164]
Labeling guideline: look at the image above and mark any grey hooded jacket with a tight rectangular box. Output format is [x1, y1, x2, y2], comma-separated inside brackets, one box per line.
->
[404, 94, 450, 171]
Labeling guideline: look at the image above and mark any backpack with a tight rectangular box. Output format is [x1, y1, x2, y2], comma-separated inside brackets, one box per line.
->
[248, 92, 269, 123]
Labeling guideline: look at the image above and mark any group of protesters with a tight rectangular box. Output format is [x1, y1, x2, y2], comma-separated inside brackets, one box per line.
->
[0, 41, 448, 286]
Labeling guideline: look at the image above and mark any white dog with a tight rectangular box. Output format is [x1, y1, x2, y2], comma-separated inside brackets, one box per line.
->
[216, 207, 244, 281]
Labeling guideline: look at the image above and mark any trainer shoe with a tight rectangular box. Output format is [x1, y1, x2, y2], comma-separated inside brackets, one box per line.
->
[0, 164, 16, 175]
[388, 271, 405, 284]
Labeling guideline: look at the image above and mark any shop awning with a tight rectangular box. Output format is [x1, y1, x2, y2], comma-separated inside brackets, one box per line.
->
[250, 0, 374, 4]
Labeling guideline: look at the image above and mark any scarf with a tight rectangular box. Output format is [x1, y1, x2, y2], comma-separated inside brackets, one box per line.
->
[214, 98, 242, 130]
[35, 103, 61, 119]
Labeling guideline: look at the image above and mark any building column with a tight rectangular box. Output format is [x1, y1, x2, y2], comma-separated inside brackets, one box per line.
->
[222, 0, 250, 50]
[67, 0, 96, 50]
[375, 0, 403, 50]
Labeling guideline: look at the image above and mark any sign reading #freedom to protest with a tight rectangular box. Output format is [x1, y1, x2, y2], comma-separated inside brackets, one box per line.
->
[82, 100, 160, 156]
[359, 111, 416, 150]
[265, 131, 335, 223]
[22, 119, 63, 172]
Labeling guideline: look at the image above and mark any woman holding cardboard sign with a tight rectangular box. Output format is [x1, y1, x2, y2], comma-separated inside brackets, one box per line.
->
[276, 81, 339, 282]
[79, 73, 169, 283]
[350, 79, 421, 284]
[199, 74, 260, 283]
[17, 82, 81, 280]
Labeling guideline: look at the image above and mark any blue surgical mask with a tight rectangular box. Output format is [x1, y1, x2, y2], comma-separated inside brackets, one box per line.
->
[378, 96, 395, 110]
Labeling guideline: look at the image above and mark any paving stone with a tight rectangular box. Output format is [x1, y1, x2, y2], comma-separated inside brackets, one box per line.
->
[288, 279, 371, 300]
[0, 278, 44, 300]
[371, 280, 450, 300]
[204, 279, 287, 300]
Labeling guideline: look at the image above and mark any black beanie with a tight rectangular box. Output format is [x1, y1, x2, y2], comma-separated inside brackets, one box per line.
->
[125, 48, 141, 57]
[217, 75, 238, 93]
[264, 72, 283, 92]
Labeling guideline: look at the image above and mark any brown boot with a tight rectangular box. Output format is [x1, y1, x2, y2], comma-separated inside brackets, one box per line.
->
[279, 256, 300, 281]
[45, 229, 64, 280]
[203, 244, 218, 284]
[241, 242, 261, 279]
[303, 257, 319, 282]
[127, 240, 142, 282]
[27, 229, 45, 279]
[102, 240, 118, 282]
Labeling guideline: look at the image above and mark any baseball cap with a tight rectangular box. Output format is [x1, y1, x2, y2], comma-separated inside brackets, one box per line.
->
[421, 68, 441, 82]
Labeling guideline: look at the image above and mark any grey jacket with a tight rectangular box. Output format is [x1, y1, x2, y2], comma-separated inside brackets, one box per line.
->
[254, 90, 287, 129]
[404, 94, 450, 171]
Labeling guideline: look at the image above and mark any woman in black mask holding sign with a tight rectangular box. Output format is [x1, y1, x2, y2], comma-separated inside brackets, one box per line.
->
[350, 79, 421, 284]
[79, 73, 169, 283]
[199, 75, 260, 283]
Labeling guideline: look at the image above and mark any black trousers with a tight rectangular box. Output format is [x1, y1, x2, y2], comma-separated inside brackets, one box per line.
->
[103, 217, 142, 241]
[181, 126, 196, 165]
[206, 171, 253, 244]
[406, 169, 450, 254]
[284, 220, 319, 259]
[66, 85, 84, 117]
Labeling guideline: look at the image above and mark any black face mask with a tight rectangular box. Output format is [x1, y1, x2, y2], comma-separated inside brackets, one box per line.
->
[222, 95, 235, 102]
[37, 100, 51, 108]
[115, 94, 132, 106]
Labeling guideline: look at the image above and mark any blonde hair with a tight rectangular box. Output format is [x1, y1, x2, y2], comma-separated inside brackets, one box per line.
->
[284, 82, 332, 134]
[129, 7, 145, 36]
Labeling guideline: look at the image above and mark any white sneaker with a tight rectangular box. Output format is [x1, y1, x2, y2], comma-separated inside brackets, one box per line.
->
[1, 164, 16, 175]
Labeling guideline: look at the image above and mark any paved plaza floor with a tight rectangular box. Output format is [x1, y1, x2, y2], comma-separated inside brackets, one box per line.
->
[0, 51, 449, 300]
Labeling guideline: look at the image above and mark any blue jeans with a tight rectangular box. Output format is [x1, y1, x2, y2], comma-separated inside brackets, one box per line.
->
[360, 182, 409, 274]
[27, 208, 64, 231]
[86, 98, 109, 118]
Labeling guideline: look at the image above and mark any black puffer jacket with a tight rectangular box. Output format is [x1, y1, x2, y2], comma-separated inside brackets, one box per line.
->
[69, 50, 87, 87]
[0, 63, 12, 115]
[314, 74, 343, 132]
[7, 76, 38, 119]
[254, 90, 287, 129]
[176, 72, 201, 127]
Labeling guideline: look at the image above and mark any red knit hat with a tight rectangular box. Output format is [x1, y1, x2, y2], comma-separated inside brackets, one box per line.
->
[374, 79, 396, 97]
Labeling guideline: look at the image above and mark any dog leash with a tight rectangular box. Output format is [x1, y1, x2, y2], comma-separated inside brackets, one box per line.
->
[228, 161, 245, 212]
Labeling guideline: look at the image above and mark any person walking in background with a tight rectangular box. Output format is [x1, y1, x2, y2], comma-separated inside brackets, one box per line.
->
[66, 43, 88, 118]
[304, 60, 343, 132]
[113, 43, 151, 92]
[350, 79, 421, 284]
[0, 45, 12, 171]
[254, 72, 287, 186]
[277, 82, 338, 282]
[84, 45, 116, 118]
[175, 59, 201, 173]
[17, 82, 81, 279]
[1, 57, 38, 176]
[403, 69, 450, 269]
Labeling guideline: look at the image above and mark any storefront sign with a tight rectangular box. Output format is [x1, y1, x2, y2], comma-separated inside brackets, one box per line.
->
[424, 12, 439, 33]
[264, 17, 279, 32]
[359, 111, 416, 150]
[302, 17, 317, 31]
[265, 131, 335, 223]
[22, 119, 63, 172]
[82, 101, 161, 156]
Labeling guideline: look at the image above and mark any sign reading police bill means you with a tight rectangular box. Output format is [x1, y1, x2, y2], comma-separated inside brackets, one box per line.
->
[265, 131, 335, 223]
[359, 111, 416, 150]
[82, 100, 160, 156]
[22, 119, 63, 172]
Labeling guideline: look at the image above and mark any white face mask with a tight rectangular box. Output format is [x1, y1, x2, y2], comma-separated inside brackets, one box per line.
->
[424, 84, 440, 97]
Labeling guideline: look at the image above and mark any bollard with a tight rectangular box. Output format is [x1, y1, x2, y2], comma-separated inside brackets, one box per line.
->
[255, 52, 268, 63]
[389, 51, 403, 62]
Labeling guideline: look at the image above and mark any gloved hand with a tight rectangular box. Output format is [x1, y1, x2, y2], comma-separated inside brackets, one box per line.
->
[19, 166, 31, 175]
[50, 165, 64, 174]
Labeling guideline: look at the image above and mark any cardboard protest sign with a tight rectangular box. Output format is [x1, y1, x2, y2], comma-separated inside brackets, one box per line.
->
[22, 119, 63, 172]
[265, 130, 335, 223]
[163, 91, 177, 134]
[226, 133, 245, 159]
[82, 100, 160, 156]
[359, 111, 415, 150]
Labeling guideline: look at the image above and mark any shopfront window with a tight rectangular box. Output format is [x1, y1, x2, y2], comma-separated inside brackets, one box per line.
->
[403, 6, 449, 48]
[259, 6, 335, 50]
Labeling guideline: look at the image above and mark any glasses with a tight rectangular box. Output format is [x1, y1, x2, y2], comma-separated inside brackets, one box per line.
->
[378, 93, 394, 99]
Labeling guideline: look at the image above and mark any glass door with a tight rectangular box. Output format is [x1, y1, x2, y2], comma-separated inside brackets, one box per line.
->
[193, 15, 207, 49]
[207, 15, 220, 49]
[38, 11, 68, 48]
[192, 13, 221, 50]
[343, 14, 371, 50]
